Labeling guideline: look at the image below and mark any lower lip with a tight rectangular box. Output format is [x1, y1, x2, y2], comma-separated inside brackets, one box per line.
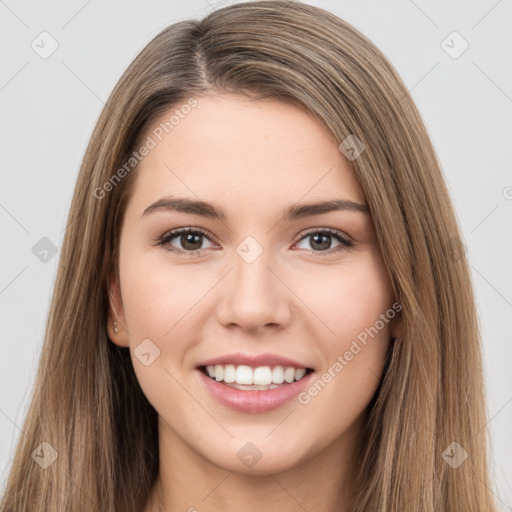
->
[197, 368, 314, 413]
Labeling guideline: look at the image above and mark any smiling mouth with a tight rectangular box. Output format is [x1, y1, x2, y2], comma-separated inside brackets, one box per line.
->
[198, 365, 314, 390]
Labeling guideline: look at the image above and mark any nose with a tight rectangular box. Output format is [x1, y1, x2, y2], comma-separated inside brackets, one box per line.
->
[215, 246, 292, 333]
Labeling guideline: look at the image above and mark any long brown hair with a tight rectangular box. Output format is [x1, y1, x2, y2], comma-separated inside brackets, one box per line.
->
[0, 1, 497, 510]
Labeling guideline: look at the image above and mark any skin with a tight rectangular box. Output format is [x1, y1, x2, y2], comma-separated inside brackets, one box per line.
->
[107, 94, 401, 512]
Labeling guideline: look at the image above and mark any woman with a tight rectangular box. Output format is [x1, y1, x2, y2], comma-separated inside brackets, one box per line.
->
[0, 1, 498, 511]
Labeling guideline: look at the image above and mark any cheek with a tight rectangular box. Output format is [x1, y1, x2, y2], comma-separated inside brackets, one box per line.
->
[119, 243, 202, 340]
[302, 254, 393, 344]
[301, 252, 393, 397]
[118, 252, 201, 410]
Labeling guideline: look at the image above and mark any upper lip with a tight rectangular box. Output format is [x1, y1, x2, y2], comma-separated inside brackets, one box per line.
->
[197, 352, 314, 370]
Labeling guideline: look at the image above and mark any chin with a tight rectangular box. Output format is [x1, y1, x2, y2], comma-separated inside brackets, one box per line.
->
[203, 438, 308, 476]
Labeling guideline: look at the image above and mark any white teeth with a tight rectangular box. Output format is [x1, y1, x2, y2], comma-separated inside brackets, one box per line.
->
[223, 364, 236, 383]
[295, 368, 307, 381]
[214, 365, 223, 382]
[204, 364, 310, 385]
[235, 364, 253, 385]
[272, 366, 285, 384]
[253, 366, 272, 386]
[284, 367, 295, 383]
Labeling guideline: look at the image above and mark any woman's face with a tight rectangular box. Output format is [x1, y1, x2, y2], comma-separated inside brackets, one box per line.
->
[109, 94, 400, 476]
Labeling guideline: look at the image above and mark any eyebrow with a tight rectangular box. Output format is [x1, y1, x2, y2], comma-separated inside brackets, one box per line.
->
[141, 195, 370, 221]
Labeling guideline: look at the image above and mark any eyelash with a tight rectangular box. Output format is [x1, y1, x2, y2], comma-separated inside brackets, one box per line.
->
[154, 226, 353, 257]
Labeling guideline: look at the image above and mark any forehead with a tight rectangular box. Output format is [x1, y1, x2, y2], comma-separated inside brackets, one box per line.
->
[127, 94, 366, 216]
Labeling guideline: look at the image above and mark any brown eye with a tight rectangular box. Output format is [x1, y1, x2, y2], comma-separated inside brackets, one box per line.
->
[294, 229, 352, 256]
[157, 227, 215, 255]
[155, 227, 352, 257]
[178, 232, 203, 251]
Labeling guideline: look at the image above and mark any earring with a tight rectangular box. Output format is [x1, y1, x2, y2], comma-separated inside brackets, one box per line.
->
[113, 321, 119, 334]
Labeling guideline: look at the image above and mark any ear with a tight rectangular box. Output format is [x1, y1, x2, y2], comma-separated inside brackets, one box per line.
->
[107, 275, 130, 347]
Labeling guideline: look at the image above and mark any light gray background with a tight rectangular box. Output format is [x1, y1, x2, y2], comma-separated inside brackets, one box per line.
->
[1, 0, 511, 508]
